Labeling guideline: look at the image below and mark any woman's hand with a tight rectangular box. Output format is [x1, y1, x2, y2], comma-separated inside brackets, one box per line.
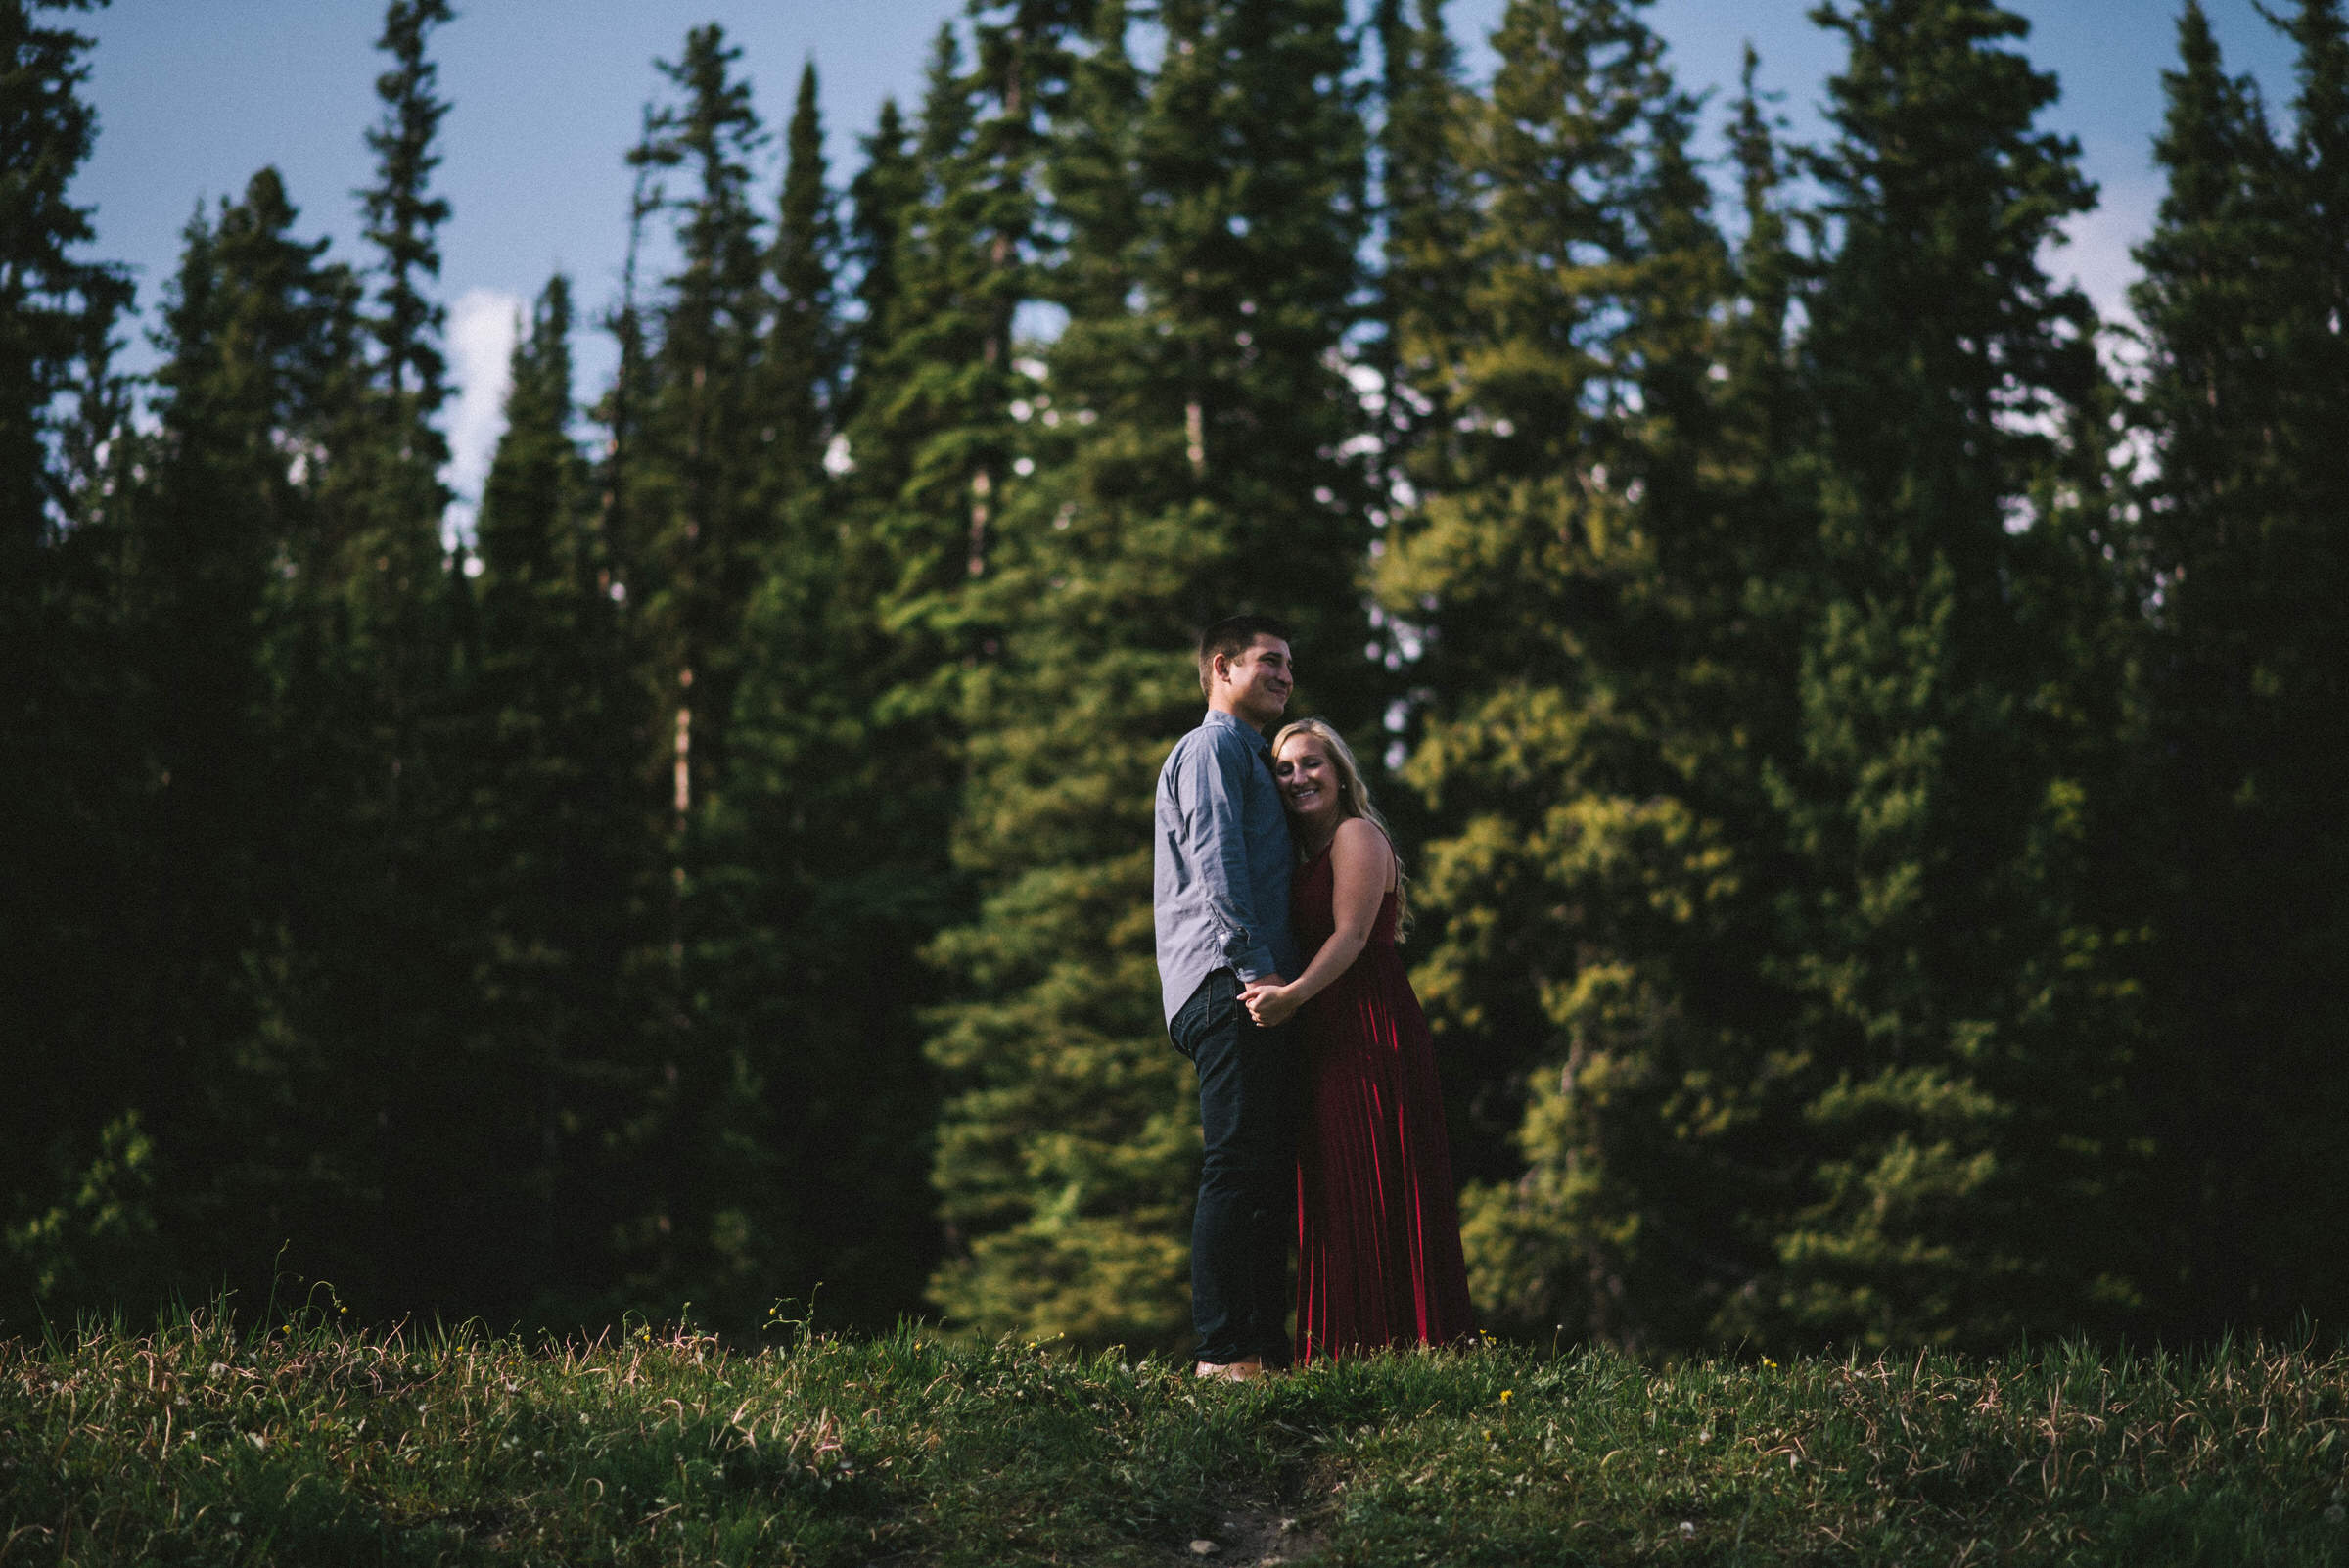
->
[1241, 980, 1300, 1029]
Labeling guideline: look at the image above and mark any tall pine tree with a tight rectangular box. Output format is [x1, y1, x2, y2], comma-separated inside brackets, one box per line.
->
[453, 275, 656, 1325]
[926, 0, 1375, 1349]
[626, 24, 768, 830]
[1753, 0, 2132, 1348]
[1373, 0, 1799, 1350]
[115, 173, 363, 1304]
[0, 0, 126, 581]
[760, 62, 842, 506]
[272, 0, 471, 1314]
[2130, 0, 2349, 1337]
[0, 0, 142, 1327]
[703, 59, 950, 1331]
[1369, 0, 1474, 526]
[606, 24, 778, 1310]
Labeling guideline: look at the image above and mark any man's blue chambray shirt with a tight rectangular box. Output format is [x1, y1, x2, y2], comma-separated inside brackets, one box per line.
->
[1153, 709, 1301, 1027]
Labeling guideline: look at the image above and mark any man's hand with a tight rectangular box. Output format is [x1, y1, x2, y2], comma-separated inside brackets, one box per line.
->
[1240, 977, 1298, 1029]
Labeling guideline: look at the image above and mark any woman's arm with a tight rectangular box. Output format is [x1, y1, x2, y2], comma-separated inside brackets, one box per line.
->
[1241, 818, 1392, 1028]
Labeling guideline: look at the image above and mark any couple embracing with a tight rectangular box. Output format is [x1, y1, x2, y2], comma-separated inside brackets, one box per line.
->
[1154, 615, 1474, 1380]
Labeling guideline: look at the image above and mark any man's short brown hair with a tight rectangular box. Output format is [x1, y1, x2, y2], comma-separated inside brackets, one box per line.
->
[1197, 614, 1291, 696]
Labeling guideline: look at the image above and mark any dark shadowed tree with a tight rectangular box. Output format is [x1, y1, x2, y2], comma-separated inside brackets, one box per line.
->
[1, 0, 147, 1329]
[115, 174, 362, 1304]
[600, 25, 781, 1310]
[252, 0, 470, 1317]
[455, 276, 657, 1324]
[2128, 0, 2349, 1339]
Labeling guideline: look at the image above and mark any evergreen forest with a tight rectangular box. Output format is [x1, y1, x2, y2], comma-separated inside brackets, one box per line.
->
[6, 0, 2346, 1358]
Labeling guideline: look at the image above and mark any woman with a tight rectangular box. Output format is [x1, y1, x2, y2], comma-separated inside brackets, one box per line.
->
[1241, 718, 1474, 1361]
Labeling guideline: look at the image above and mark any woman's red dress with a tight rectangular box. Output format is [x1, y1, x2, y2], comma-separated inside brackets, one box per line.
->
[1291, 842, 1475, 1361]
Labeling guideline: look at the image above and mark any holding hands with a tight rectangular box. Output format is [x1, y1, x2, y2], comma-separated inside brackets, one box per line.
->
[1241, 977, 1299, 1029]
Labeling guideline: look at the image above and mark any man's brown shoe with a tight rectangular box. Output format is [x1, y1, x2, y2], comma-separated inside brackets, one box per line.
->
[1194, 1358, 1264, 1382]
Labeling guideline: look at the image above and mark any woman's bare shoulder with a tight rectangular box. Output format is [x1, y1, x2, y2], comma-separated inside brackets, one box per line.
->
[1330, 816, 1396, 871]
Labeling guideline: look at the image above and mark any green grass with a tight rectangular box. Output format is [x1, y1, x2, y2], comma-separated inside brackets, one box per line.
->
[4, 1306, 2347, 1565]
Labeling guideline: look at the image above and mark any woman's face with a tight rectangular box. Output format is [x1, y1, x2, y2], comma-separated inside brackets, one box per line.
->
[1274, 733, 1343, 829]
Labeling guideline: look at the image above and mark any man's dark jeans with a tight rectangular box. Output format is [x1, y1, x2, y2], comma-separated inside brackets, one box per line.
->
[1173, 968, 1297, 1366]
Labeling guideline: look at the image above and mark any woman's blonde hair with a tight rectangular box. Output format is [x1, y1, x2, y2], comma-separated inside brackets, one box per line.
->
[1270, 717, 1411, 938]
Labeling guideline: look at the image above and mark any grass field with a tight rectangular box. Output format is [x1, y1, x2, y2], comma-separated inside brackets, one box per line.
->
[4, 1304, 2346, 1565]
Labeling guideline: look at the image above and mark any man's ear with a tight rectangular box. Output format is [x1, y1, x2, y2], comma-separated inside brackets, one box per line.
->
[1208, 650, 1230, 688]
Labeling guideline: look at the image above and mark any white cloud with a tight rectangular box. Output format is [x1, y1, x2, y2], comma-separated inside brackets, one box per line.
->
[440, 287, 525, 545]
[2048, 173, 2162, 342]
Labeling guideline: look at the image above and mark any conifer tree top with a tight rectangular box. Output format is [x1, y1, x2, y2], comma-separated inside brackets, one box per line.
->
[360, 0, 453, 413]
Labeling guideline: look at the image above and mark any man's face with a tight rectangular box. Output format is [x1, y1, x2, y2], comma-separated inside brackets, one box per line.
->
[1218, 635, 1294, 728]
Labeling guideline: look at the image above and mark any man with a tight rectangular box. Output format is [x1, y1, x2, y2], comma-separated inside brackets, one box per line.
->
[1155, 614, 1302, 1381]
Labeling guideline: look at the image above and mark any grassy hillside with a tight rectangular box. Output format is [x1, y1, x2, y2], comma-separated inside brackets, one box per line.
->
[3, 1307, 2345, 1565]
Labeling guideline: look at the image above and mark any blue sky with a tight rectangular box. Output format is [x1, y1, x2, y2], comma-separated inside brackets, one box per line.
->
[75, 1, 2302, 527]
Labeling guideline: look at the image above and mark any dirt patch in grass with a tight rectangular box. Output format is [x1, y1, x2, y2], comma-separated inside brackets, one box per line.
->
[1173, 1498, 1324, 1564]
